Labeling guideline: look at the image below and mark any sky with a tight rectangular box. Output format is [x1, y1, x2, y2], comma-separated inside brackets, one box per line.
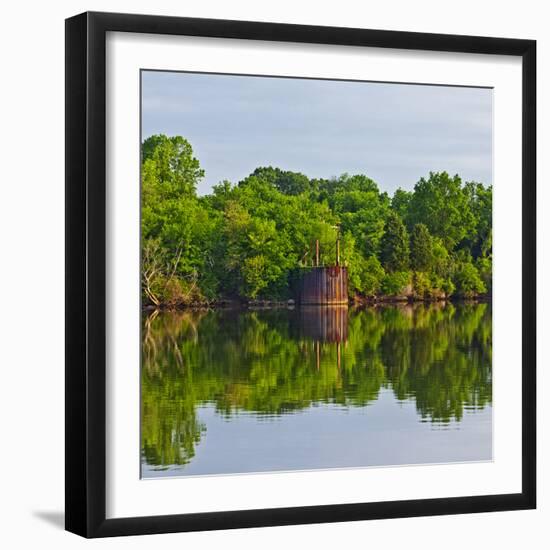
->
[141, 70, 493, 196]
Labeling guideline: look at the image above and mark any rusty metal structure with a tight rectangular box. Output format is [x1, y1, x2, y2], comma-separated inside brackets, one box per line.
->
[295, 235, 349, 305]
[297, 266, 348, 305]
[294, 236, 349, 369]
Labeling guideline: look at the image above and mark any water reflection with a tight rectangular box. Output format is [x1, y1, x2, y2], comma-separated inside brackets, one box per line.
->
[141, 302, 492, 474]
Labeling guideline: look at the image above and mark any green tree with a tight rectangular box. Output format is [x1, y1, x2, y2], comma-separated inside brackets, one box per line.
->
[391, 188, 412, 219]
[142, 134, 204, 198]
[410, 223, 434, 272]
[476, 256, 492, 294]
[407, 172, 476, 250]
[318, 173, 379, 203]
[380, 211, 410, 271]
[140, 134, 491, 305]
[453, 262, 487, 297]
[329, 175, 389, 257]
[463, 181, 493, 258]
[245, 166, 311, 195]
[359, 256, 386, 296]
[381, 271, 411, 295]
[141, 134, 220, 305]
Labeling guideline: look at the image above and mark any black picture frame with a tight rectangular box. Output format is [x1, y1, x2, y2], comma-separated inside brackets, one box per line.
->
[65, 11, 536, 538]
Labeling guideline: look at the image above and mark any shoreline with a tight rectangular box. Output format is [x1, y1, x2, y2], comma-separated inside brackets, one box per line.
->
[143, 294, 491, 312]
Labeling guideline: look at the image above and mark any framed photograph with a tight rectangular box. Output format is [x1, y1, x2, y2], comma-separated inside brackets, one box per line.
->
[65, 11, 536, 538]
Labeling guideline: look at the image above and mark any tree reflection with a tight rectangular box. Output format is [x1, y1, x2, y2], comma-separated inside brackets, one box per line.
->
[141, 302, 492, 469]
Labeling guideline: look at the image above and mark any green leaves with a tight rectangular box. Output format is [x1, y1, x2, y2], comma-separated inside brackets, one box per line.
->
[410, 223, 434, 272]
[453, 261, 487, 298]
[407, 172, 476, 250]
[141, 135, 492, 304]
[142, 134, 204, 199]
[381, 271, 411, 296]
[380, 211, 410, 272]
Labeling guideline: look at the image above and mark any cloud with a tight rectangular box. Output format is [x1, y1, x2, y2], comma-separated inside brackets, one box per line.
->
[142, 71, 492, 196]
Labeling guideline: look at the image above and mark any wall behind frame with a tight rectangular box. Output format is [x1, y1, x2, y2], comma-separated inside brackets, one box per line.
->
[0, 1, 545, 549]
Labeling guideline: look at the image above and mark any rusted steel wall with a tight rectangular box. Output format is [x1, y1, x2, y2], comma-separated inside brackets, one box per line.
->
[297, 266, 348, 305]
[297, 306, 348, 342]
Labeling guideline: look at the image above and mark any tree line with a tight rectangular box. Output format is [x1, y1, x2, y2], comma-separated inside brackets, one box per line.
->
[142, 134, 492, 306]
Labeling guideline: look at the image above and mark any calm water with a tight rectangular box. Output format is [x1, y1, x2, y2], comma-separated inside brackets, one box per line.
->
[141, 302, 492, 478]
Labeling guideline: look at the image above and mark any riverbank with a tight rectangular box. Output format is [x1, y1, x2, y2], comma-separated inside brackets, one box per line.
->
[143, 293, 491, 311]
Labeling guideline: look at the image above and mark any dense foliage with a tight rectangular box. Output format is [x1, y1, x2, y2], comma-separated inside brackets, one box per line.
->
[141, 134, 492, 305]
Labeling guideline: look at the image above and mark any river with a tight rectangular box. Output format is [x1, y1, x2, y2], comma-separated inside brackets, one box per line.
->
[141, 302, 492, 477]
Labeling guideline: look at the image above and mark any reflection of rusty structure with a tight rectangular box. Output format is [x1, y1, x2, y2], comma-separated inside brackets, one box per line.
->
[294, 306, 349, 371]
[297, 266, 348, 305]
[298, 306, 348, 342]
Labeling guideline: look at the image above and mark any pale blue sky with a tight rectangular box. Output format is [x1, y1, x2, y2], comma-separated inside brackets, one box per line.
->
[142, 70, 492, 196]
